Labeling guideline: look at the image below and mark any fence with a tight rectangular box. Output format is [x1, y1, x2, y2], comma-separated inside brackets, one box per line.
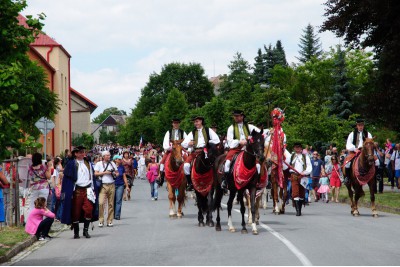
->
[1, 157, 31, 227]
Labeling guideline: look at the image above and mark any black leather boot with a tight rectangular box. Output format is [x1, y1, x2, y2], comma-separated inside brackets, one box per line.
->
[186, 175, 193, 191]
[294, 200, 300, 216]
[298, 200, 303, 216]
[83, 220, 91, 238]
[221, 172, 228, 189]
[344, 167, 351, 185]
[73, 223, 80, 239]
[159, 172, 165, 187]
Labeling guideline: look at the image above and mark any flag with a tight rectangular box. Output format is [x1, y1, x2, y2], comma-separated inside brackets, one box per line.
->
[139, 136, 143, 148]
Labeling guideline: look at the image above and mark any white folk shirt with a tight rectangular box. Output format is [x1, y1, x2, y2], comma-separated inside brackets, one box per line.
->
[76, 160, 91, 187]
[346, 131, 373, 152]
[391, 150, 400, 170]
[285, 153, 312, 176]
[182, 127, 220, 149]
[226, 123, 260, 149]
[162, 129, 188, 151]
[263, 128, 287, 148]
[94, 160, 117, 184]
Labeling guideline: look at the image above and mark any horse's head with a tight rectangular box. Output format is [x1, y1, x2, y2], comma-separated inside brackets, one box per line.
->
[362, 138, 375, 166]
[171, 139, 184, 166]
[247, 129, 265, 162]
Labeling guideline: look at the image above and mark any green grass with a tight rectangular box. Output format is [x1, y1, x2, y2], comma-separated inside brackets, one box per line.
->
[338, 187, 400, 214]
[0, 227, 30, 257]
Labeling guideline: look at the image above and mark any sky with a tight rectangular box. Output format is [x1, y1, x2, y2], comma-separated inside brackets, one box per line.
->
[23, 0, 341, 119]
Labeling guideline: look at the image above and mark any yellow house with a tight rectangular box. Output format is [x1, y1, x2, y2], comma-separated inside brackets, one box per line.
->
[18, 14, 73, 157]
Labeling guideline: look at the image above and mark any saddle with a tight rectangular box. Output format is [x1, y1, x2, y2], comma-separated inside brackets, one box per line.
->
[218, 152, 240, 175]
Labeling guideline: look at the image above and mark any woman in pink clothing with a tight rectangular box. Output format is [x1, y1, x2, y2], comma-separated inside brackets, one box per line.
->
[25, 197, 55, 241]
[146, 156, 160, 200]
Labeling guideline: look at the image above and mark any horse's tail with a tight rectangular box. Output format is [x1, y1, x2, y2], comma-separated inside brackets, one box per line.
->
[212, 186, 223, 212]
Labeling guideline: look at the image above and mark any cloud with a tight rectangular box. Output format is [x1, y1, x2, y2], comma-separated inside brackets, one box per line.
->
[24, 0, 340, 118]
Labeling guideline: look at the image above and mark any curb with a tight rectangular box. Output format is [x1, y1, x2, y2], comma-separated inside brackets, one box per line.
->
[0, 222, 68, 264]
[0, 236, 36, 264]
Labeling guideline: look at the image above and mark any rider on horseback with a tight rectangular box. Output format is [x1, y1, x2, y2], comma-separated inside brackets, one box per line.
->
[344, 118, 373, 185]
[182, 116, 220, 191]
[222, 110, 261, 189]
[159, 118, 187, 186]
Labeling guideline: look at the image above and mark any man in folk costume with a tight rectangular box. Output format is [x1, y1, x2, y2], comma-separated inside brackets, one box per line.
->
[285, 143, 312, 216]
[61, 146, 99, 239]
[159, 118, 187, 187]
[182, 116, 220, 191]
[344, 118, 373, 184]
[222, 110, 261, 189]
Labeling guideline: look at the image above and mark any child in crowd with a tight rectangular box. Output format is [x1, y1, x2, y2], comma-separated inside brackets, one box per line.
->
[317, 170, 330, 203]
[25, 197, 55, 241]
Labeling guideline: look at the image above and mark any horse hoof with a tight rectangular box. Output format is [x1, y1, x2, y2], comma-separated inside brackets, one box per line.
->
[215, 225, 221, 231]
[207, 221, 214, 227]
[169, 214, 177, 218]
[241, 229, 248, 234]
[252, 230, 258, 235]
[198, 222, 205, 227]
[229, 228, 236, 233]
[177, 214, 183, 218]
[373, 214, 378, 218]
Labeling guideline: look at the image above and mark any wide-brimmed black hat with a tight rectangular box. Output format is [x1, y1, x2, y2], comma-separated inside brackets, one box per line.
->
[72, 145, 86, 153]
[210, 123, 218, 128]
[192, 116, 205, 122]
[171, 118, 181, 123]
[293, 142, 303, 148]
[232, 110, 245, 117]
[356, 118, 365, 124]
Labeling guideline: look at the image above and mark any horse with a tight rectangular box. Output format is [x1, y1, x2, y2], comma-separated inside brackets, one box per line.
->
[245, 161, 268, 225]
[264, 129, 288, 215]
[224, 129, 265, 235]
[191, 143, 218, 227]
[343, 138, 378, 217]
[164, 140, 186, 218]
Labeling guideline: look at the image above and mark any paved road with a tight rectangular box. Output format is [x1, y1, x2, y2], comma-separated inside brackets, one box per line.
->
[7, 179, 400, 266]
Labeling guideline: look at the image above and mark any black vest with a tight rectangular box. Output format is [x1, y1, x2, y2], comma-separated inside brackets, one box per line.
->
[352, 129, 368, 147]
[169, 129, 184, 141]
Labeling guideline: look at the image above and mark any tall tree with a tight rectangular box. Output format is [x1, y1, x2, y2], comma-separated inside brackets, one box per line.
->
[321, 0, 400, 130]
[329, 46, 353, 119]
[253, 48, 265, 84]
[297, 23, 323, 63]
[273, 40, 288, 67]
[92, 107, 126, 124]
[0, 0, 59, 160]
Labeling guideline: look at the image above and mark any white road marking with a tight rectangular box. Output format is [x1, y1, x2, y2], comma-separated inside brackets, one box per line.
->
[221, 203, 313, 266]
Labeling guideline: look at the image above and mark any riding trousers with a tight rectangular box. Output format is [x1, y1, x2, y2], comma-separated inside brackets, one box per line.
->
[291, 173, 305, 200]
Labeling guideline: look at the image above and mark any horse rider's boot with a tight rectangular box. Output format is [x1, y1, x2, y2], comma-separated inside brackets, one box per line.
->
[221, 172, 229, 189]
[159, 172, 165, 187]
[73, 222, 80, 239]
[186, 175, 193, 191]
[344, 167, 351, 185]
[83, 219, 91, 238]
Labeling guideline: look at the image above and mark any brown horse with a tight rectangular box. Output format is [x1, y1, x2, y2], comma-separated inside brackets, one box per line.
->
[343, 138, 377, 217]
[264, 129, 287, 214]
[245, 161, 268, 225]
[164, 140, 186, 218]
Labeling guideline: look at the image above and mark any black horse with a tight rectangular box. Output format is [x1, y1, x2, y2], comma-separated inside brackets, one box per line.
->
[191, 143, 218, 227]
[214, 129, 265, 234]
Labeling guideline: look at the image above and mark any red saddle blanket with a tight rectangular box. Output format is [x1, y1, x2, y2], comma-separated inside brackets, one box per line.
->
[191, 158, 213, 197]
[164, 153, 184, 189]
[233, 152, 257, 190]
[353, 156, 375, 186]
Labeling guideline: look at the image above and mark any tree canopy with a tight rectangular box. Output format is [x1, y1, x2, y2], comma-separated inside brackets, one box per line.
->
[92, 107, 127, 124]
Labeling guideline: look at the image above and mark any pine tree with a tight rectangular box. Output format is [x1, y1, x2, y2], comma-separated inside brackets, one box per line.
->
[297, 23, 323, 63]
[263, 44, 275, 83]
[273, 40, 288, 67]
[329, 46, 353, 119]
[253, 48, 265, 84]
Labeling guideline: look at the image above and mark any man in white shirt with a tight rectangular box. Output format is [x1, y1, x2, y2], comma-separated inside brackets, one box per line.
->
[222, 110, 261, 189]
[159, 118, 187, 185]
[391, 143, 400, 189]
[94, 151, 119, 227]
[285, 142, 312, 216]
[137, 154, 146, 180]
[344, 118, 373, 184]
[182, 116, 220, 191]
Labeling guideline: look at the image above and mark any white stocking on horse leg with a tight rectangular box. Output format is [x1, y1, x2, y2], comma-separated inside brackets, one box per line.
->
[251, 222, 258, 235]
[228, 216, 235, 232]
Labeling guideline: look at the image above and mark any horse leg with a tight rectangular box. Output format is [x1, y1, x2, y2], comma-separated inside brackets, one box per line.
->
[249, 187, 258, 235]
[368, 179, 378, 217]
[272, 182, 280, 214]
[281, 184, 287, 214]
[255, 193, 261, 225]
[346, 184, 356, 215]
[238, 191, 248, 234]
[262, 187, 267, 209]
[168, 183, 177, 218]
[353, 184, 364, 216]
[227, 189, 236, 233]
[206, 188, 214, 227]
[177, 184, 185, 218]
[196, 192, 205, 227]
[246, 193, 252, 225]
[215, 206, 221, 231]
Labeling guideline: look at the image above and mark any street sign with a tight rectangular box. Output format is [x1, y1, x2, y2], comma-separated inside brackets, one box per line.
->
[34, 117, 55, 159]
[35, 117, 55, 135]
